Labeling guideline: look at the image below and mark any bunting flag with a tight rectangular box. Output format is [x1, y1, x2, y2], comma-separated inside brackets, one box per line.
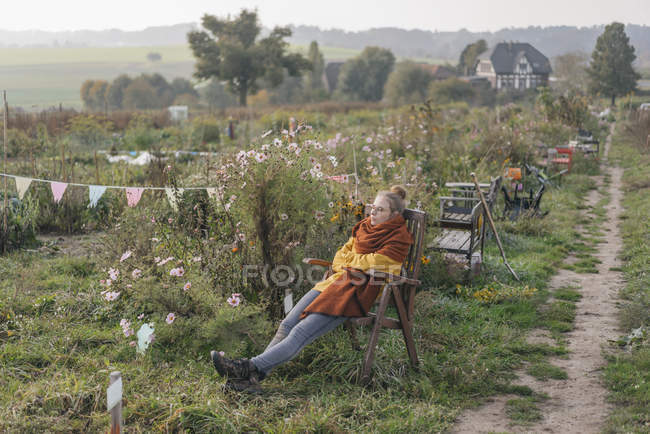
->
[165, 188, 185, 211]
[125, 188, 145, 207]
[88, 185, 107, 208]
[14, 176, 32, 200]
[51, 182, 68, 203]
[325, 174, 351, 184]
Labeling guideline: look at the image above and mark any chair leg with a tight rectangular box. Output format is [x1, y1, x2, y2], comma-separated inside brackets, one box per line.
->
[344, 321, 361, 351]
[360, 286, 391, 383]
[391, 286, 419, 367]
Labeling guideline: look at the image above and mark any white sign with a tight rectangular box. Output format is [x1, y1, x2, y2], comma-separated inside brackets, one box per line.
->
[107, 377, 123, 411]
[284, 292, 294, 314]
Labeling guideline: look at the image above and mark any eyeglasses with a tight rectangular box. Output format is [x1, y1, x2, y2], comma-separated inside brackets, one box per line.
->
[370, 204, 390, 213]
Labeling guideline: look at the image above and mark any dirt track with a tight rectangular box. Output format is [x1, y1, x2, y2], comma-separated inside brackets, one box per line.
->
[452, 125, 623, 433]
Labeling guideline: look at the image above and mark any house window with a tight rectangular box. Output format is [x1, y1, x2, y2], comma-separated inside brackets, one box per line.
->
[519, 62, 528, 73]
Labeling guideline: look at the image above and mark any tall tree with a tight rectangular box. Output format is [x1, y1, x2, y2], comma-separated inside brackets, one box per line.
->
[553, 52, 589, 92]
[457, 40, 487, 76]
[303, 41, 326, 101]
[336, 46, 395, 102]
[188, 9, 310, 107]
[587, 22, 640, 106]
[106, 74, 132, 110]
[384, 61, 434, 106]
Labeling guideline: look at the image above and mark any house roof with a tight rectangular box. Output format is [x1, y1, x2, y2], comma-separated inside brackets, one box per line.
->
[484, 42, 552, 74]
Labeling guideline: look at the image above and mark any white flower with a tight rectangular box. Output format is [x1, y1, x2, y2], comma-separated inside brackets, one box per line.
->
[238, 233, 246, 241]
[314, 142, 323, 150]
[366, 137, 373, 143]
[386, 162, 396, 168]
[314, 211, 325, 221]
[108, 268, 119, 281]
[313, 163, 322, 171]
[328, 155, 338, 167]
[169, 267, 185, 277]
[254, 152, 267, 163]
[104, 291, 120, 302]
[120, 250, 132, 262]
[280, 213, 288, 221]
[192, 256, 202, 262]
[261, 144, 270, 151]
[328, 202, 334, 208]
[132, 269, 142, 279]
[227, 294, 241, 307]
[261, 129, 273, 138]
[273, 138, 282, 147]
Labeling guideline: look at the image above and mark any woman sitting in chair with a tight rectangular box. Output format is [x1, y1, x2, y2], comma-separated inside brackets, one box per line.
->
[211, 185, 414, 392]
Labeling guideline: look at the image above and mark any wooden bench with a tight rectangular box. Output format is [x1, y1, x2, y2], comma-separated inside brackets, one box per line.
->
[427, 177, 501, 262]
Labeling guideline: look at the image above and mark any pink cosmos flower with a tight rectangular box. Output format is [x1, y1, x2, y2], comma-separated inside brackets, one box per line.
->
[166, 313, 176, 324]
[183, 282, 192, 291]
[314, 211, 325, 221]
[169, 267, 185, 277]
[168, 218, 173, 224]
[129, 341, 137, 347]
[154, 256, 161, 263]
[137, 313, 145, 320]
[227, 294, 241, 307]
[366, 137, 373, 144]
[238, 233, 246, 241]
[132, 269, 142, 279]
[120, 250, 132, 262]
[151, 217, 156, 223]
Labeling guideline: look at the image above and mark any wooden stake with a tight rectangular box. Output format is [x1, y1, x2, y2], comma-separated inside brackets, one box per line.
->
[108, 371, 123, 434]
[2, 91, 8, 253]
[471, 172, 520, 281]
[94, 151, 100, 185]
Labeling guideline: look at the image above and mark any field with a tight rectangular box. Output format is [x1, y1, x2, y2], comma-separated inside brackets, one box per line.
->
[0, 44, 450, 110]
[0, 96, 647, 432]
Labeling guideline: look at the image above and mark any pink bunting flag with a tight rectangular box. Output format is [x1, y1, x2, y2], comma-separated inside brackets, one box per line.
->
[125, 188, 145, 207]
[50, 181, 68, 203]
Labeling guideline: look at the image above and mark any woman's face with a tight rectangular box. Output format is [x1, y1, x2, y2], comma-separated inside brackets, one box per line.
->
[370, 195, 396, 226]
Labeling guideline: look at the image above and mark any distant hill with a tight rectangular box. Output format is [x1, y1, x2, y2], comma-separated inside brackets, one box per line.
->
[1, 23, 649, 66]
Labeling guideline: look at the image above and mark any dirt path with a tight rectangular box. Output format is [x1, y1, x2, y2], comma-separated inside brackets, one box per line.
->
[452, 126, 624, 433]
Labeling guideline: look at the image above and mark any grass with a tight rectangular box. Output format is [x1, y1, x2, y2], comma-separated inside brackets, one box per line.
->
[601, 120, 650, 433]
[526, 362, 568, 381]
[505, 395, 547, 425]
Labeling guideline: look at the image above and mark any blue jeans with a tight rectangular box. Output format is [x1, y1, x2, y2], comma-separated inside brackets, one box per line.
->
[251, 290, 347, 375]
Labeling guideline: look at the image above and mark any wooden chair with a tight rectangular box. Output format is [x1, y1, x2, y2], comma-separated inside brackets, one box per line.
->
[303, 207, 427, 382]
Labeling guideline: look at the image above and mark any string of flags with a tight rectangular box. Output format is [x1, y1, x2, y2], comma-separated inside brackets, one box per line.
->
[1, 173, 218, 209]
[0, 171, 358, 209]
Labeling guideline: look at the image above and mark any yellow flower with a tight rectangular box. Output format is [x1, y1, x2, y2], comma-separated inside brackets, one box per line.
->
[330, 214, 340, 222]
[421, 255, 430, 265]
[7, 331, 13, 336]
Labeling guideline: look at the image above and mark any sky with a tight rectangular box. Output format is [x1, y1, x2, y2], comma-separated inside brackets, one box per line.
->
[2, 0, 649, 32]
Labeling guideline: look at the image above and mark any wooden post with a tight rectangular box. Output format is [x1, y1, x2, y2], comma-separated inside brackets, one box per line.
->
[2, 91, 8, 253]
[107, 371, 123, 433]
[94, 151, 100, 185]
[60, 140, 66, 182]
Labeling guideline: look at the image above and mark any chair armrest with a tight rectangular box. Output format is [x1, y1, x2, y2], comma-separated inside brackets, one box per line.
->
[367, 268, 421, 286]
[302, 258, 333, 267]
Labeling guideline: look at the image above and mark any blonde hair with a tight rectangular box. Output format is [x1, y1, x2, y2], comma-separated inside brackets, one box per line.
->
[377, 185, 407, 214]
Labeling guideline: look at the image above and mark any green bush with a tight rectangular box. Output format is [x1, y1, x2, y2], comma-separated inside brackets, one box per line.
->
[0, 194, 39, 251]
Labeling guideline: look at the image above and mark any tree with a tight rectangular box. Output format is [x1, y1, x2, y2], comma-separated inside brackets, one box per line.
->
[147, 52, 162, 62]
[553, 52, 589, 92]
[200, 78, 238, 111]
[458, 40, 487, 76]
[302, 41, 327, 102]
[106, 74, 132, 110]
[428, 78, 475, 104]
[384, 61, 434, 106]
[336, 46, 395, 101]
[171, 78, 198, 99]
[188, 9, 311, 106]
[122, 78, 160, 110]
[587, 22, 640, 106]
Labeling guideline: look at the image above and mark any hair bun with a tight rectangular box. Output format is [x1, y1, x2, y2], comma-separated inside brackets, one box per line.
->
[390, 185, 407, 200]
